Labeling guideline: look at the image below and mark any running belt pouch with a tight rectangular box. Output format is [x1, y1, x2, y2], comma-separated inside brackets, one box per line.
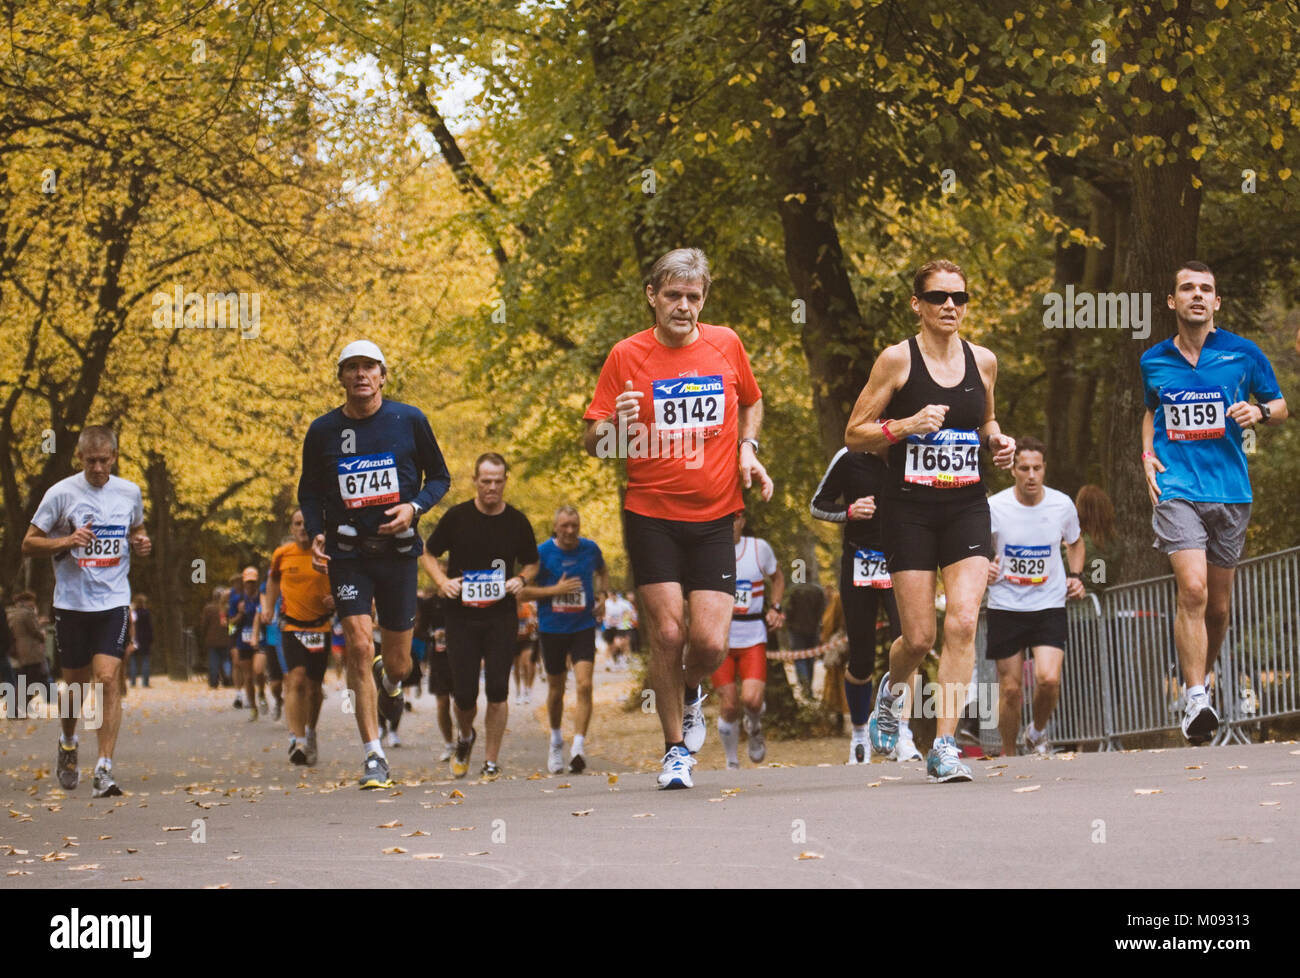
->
[358, 535, 397, 557]
[732, 612, 765, 621]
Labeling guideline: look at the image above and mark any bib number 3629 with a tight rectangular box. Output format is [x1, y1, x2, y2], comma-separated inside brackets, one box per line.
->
[1004, 544, 1051, 586]
[903, 430, 980, 487]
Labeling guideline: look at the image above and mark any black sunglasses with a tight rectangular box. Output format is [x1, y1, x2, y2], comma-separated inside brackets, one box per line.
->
[917, 290, 969, 306]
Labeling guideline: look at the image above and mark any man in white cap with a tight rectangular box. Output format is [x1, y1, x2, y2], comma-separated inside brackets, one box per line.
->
[298, 341, 451, 788]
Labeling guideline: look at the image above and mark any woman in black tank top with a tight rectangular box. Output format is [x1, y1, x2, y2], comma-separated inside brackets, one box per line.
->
[840, 259, 1017, 780]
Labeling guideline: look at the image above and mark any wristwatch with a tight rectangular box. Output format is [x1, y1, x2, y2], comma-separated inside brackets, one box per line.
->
[771, 603, 782, 612]
[410, 501, 422, 516]
[740, 437, 760, 453]
[1257, 402, 1272, 424]
[1067, 572, 1083, 580]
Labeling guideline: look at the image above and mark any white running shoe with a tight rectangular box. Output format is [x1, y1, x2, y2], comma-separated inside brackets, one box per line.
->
[657, 745, 696, 789]
[438, 742, 455, 762]
[1181, 693, 1219, 745]
[1022, 725, 1050, 756]
[891, 726, 923, 762]
[682, 691, 708, 753]
[547, 742, 565, 774]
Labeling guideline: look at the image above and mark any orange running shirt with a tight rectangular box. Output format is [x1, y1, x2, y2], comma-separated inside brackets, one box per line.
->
[585, 324, 762, 522]
[269, 541, 332, 631]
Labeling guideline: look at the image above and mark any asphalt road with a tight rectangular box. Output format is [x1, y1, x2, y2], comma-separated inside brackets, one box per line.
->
[2, 679, 1296, 888]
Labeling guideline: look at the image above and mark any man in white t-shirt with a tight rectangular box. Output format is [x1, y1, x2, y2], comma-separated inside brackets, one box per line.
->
[22, 426, 151, 797]
[712, 509, 784, 768]
[602, 592, 634, 667]
[985, 437, 1084, 756]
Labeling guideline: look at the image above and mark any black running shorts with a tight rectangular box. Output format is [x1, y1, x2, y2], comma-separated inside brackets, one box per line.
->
[985, 607, 1068, 661]
[540, 627, 597, 676]
[880, 494, 993, 573]
[623, 511, 735, 594]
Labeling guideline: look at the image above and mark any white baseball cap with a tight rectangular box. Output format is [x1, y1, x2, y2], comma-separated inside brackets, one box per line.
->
[337, 340, 386, 366]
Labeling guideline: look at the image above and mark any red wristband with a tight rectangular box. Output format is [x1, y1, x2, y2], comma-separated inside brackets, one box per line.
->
[881, 420, 900, 445]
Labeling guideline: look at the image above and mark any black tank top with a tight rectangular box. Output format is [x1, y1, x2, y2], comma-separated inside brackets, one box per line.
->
[883, 336, 986, 501]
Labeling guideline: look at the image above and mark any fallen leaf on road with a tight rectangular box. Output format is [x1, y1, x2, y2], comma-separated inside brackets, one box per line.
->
[571, 809, 593, 816]
[632, 813, 654, 818]
[226, 855, 242, 861]
[412, 853, 443, 860]
[526, 773, 543, 780]
[1261, 801, 1280, 807]
[126, 848, 138, 854]
[721, 788, 742, 796]
[1228, 765, 1248, 770]
[796, 852, 823, 860]
[7, 870, 31, 876]
[162, 826, 186, 832]
[466, 851, 489, 856]
[868, 781, 882, 787]
[1185, 765, 1202, 770]
[382, 847, 407, 855]
[121, 876, 143, 882]
[401, 830, 430, 838]
[608, 775, 618, 785]
[707, 798, 722, 803]
[1189, 776, 1207, 781]
[449, 790, 464, 799]
[1013, 785, 1040, 793]
[98, 835, 111, 840]
[1015, 774, 1032, 780]
[377, 821, 402, 829]
[449, 826, 474, 832]
[1135, 789, 1163, 795]
[1270, 782, 1294, 787]
[41, 852, 67, 862]
[557, 783, 572, 789]
[880, 776, 901, 782]
[203, 883, 231, 889]
[67, 864, 101, 872]
[987, 771, 1004, 778]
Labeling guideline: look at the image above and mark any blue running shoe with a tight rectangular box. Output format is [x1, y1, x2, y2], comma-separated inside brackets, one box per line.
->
[657, 745, 696, 789]
[868, 672, 901, 756]
[926, 735, 973, 783]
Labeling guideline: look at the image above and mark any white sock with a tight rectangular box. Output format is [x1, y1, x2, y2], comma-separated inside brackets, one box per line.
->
[61, 733, 78, 748]
[572, 734, 585, 755]
[550, 728, 563, 747]
[1188, 684, 1205, 700]
[718, 718, 740, 767]
[1026, 722, 1043, 740]
[363, 739, 385, 759]
[852, 724, 867, 739]
[304, 726, 314, 738]
[898, 717, 912, 735]
[382, 674, 401, 696]
[96, 757, 111, 771]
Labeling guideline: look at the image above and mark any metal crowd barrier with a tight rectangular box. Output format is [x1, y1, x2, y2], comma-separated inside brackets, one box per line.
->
[970, 546, 1300, 752]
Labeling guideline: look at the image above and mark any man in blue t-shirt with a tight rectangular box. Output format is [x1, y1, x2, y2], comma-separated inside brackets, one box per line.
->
[1140, 261, 1288, 745]
[298, 340, 451, 789]
[523, 506, 607, 774]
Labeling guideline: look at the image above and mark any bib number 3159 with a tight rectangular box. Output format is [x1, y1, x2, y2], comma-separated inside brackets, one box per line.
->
[903, 430, 980, 487]
[1161, 389, 1225, 441]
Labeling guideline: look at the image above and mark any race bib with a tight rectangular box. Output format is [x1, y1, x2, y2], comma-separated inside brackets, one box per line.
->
[853, 549, 892, 589]
[337, 453, 400, 509]
[462, 568, 506, 607]
[75, 524, 126, 567]
[903, 430, 980, 487]
[1161, 388, 1226, 441]
[1004, 544, 1051, 585]
[298, 631, 327, 651]
[733, 580, 753, 612]
[553, 588, 586, 613]
[652, 376, 725, 432]
[240, 627, 254, 645]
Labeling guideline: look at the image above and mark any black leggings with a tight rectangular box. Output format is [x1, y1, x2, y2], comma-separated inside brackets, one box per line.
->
[445, 613, 515, 711]
[840, 554, 901, 681]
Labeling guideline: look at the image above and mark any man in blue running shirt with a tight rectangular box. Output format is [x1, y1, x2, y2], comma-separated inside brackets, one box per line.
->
[298, 340, 451, 788]
[1140, 261, 1287, 745]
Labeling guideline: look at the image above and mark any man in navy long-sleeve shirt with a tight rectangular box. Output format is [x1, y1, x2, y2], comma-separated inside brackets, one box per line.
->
[298, 340, 451, 788]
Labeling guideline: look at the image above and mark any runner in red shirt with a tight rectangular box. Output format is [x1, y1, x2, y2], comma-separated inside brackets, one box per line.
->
[583, 248, 773, 789]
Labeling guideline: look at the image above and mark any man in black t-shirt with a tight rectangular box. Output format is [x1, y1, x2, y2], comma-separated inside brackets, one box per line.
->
[422, 453, 539, 781]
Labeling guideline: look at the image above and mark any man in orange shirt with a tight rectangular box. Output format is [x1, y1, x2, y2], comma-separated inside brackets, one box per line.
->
[264, 509, 335, 766]
[584, 248, 773, 789]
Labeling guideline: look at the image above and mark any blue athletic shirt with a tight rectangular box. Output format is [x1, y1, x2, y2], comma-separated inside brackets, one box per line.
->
[298, 399, 451, 558]
[535, 537, 605, 635]
[1141, 328, 1282, 504]
[228, 590, 261, 650]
